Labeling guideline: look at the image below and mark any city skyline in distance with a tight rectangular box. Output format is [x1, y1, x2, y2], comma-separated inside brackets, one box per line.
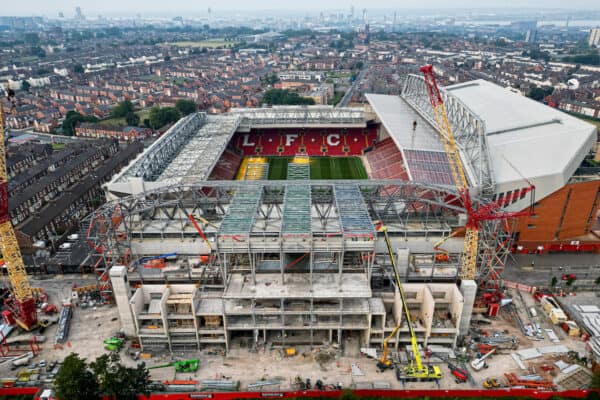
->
[3, 0, 600, 17]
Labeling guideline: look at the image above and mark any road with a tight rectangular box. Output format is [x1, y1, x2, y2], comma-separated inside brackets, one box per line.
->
[504, 253, 600, 288]
[337, 62, 368, 107]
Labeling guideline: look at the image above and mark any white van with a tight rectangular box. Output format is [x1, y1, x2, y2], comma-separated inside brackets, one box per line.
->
[58, 243, 72, 251]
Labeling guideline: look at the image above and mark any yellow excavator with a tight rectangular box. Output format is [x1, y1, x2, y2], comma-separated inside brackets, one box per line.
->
[377, 226, 442, 381]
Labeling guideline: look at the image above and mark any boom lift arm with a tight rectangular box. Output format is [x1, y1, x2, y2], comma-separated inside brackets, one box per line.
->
[378, 226, 442, 380]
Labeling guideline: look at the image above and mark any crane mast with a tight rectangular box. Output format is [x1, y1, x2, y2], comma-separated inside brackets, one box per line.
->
[420, 64, 535, 288]
[0, 90, 37, 330]
[419, 65, 479, 281]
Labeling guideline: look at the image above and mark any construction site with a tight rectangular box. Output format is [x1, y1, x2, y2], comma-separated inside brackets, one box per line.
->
[1, 67, 600, 397]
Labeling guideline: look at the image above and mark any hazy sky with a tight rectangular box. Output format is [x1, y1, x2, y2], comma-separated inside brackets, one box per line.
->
[3, 0, 600, 17]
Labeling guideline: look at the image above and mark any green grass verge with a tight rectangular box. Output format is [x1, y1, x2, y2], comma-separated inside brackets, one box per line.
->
[265, 157, 367, 180]
[99, 108, 153, 127]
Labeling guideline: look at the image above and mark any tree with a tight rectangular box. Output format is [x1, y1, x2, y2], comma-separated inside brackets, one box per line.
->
[264, 73, 280, 85]
[551, 276, 558, 287]
[62, 111, 99, 136]
[91, 353, 150, 400]
[148, 106, 181, 129]
[111, 100, 135, 118]
[73, 64, 85, 74]
[566, 276, 576, 287]
[595, 276, 600, 285]
[125, 111, 140, 126]
[21, 80, 31, 92]
[262, 89, 315, 106]
[164, 55, 171, 62]
[54, 353, 100, 400]
[175, 99, 197, 116]
[528, 86, 554, 101]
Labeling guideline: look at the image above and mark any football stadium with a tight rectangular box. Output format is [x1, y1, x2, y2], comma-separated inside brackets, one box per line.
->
[90, 73, 599, 354]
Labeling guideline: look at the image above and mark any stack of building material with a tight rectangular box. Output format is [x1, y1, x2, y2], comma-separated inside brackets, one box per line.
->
[200, 380, 239, 391]
[54, 303, 73, 347]
[504, 373, 556, 390]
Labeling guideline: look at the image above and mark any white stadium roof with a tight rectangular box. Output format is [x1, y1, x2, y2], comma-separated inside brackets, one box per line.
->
[367, 79, 597, 209]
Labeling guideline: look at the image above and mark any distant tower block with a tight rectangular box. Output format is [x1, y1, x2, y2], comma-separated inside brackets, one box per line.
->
[208, 7, 212, 23]
[362, 8, 367, 24]
[75, 6, 85, 20]
[393, 11, 397, 32]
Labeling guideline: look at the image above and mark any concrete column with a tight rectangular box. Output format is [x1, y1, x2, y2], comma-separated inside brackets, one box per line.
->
[109, 265, 136, 336]
[396, 248, 410, 278]
[459, 279, 477, 336]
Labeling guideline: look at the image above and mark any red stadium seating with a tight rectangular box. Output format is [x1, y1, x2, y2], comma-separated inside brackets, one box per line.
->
[304, 129, 323, 155]
[365, 138, 409, 180]
[260, 129, 281, 155]
[208, 147, 243, 180]
[279, 130, 303, 156]
[234, 127, 379, 157]
[366, 127, 377, 147]
[346, 128, 367, 155]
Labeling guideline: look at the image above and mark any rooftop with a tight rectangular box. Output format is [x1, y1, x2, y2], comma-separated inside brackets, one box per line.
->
[224, 273, 372, 299]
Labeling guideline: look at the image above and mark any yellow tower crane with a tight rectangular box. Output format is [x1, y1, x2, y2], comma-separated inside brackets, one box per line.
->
[419, 65, 478, 280]
[0, 88, 37, 330]
[419, 65, 534, 282]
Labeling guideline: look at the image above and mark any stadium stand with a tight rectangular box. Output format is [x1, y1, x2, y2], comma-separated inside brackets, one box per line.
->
[235, 127, 378, 157]
[365, 137, 409, 180]
[304, 129, 324, 155]
[208, 147, 243, 180]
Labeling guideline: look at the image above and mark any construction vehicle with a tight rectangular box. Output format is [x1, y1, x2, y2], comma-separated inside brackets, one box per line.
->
[149, 358, 200, 373]
[284, 347, 296, 357]
[419, 65, 534, 287]
[470, 348, 495, 371]
[484, 377, 501, 389]
[104, 337, 124, 351]
[447, 362, 468, 384]
[0, 88, 38, 330]
[378, 226, 442, 381]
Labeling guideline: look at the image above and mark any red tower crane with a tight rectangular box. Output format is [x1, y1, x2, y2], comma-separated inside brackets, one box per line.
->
[419, 64, 535, 285]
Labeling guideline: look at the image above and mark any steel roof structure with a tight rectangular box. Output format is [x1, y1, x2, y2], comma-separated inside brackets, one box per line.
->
[367, 76, 597, 210]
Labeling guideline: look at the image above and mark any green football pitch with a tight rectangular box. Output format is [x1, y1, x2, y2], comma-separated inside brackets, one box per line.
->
[266, 157, 368, 180]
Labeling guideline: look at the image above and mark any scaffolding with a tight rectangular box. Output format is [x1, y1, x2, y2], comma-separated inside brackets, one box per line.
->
[219, 186, 263, 235]
[282, 163, 311, 234]
[334, 185, 374, 236]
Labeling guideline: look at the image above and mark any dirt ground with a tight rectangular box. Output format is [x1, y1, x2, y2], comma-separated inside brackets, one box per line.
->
[1, 277, 594, 391]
